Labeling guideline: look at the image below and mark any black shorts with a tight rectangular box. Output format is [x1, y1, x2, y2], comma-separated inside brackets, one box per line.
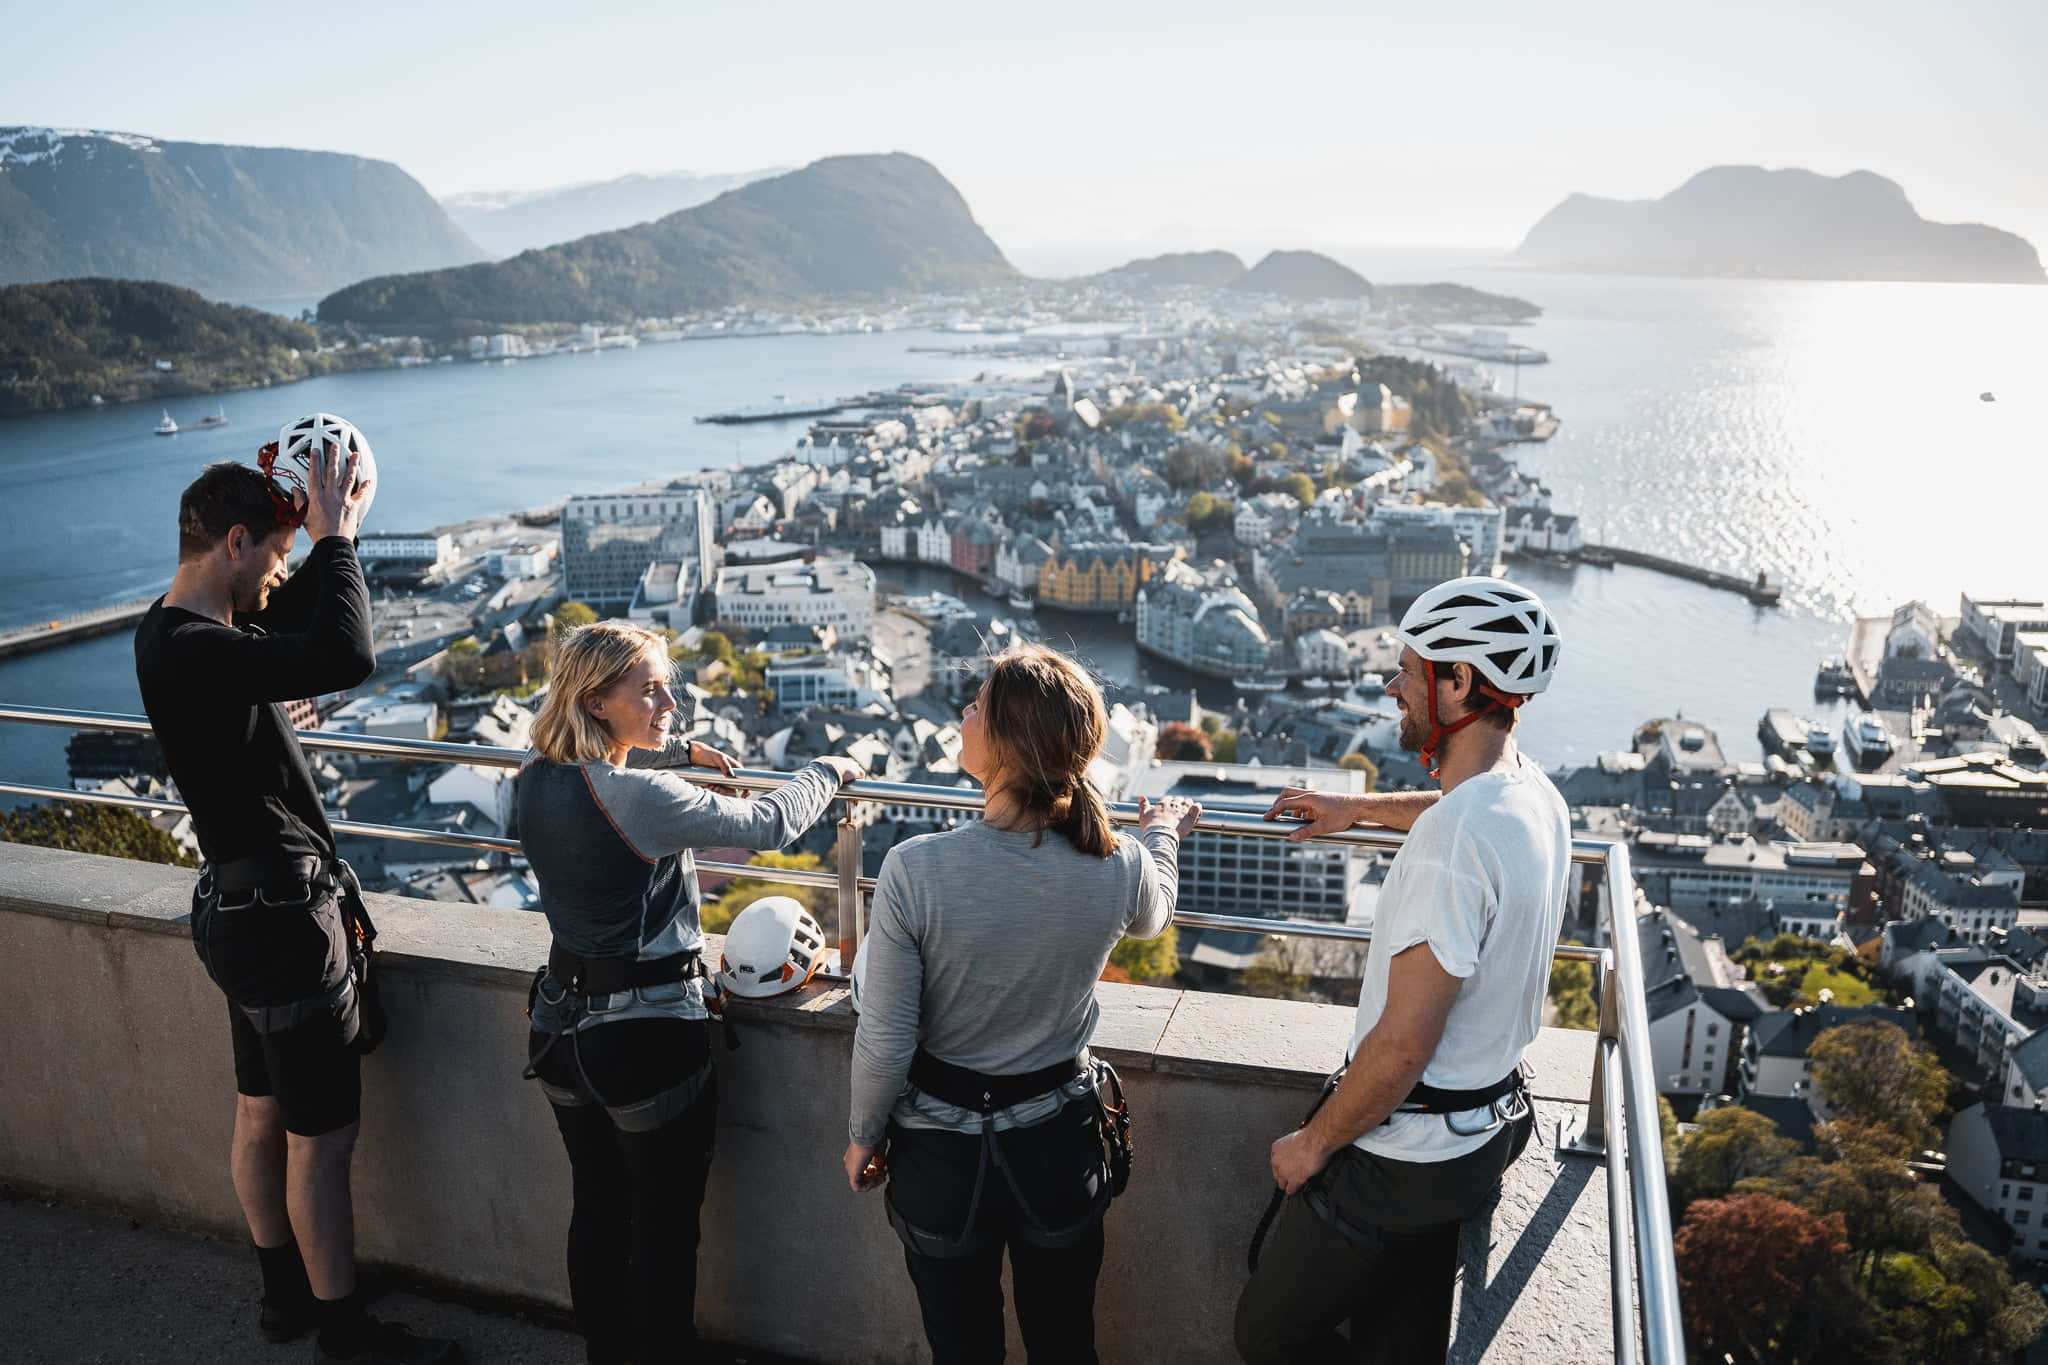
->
[228, 1000, 362, 1137]
[195, 883, 362, 1137]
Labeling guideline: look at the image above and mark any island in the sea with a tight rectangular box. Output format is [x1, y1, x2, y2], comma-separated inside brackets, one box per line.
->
[1514, 165, 2044, 285]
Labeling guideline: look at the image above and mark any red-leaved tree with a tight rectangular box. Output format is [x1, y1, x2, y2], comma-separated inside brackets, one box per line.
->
[1156, 722, 1212, 762]
[1675, 1193, 1850, 1362]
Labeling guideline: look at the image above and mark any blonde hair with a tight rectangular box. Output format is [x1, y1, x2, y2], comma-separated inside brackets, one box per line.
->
[980, 643, 1116, 859]
[533, 620, 671, 764]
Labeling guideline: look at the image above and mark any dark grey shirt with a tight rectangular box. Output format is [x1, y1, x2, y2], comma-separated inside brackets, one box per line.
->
[849, 820, 1181, 1143]
[516, 745, 842, 1030]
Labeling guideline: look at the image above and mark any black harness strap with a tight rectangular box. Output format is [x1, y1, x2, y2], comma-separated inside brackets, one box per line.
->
[1246, 1064, 1528, 1272]
[887, 1050, 1120, 1260]
[907, 1049, 1086, 1113]
[545, 942, 705, 996]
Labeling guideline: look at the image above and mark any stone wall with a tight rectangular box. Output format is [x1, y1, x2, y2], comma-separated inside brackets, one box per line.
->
[0, 843, 1606, 1362]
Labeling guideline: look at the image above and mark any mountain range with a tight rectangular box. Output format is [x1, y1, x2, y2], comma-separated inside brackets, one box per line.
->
[0, 127, 487, 299]
[1092, 249, 1377, 301]
[318, 153, 1018, 330]
[442, 168, 786, 257]
[1515, 166, 2044, 284]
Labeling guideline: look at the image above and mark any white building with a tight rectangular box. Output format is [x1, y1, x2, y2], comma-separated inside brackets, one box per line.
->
[561, 485, 716, 608]
[763, 651, 890, 715]
[489, 542, 557, 579]
[1948, 1104, 2048, 1262]
[914, 515, 953, 565]
[1369, 500, 1505, 577]
[1960, 595, 2048, 666]
[1295, 627, 1352, 678]
[1128, 762, 1370, 923]
[1234, 492, 1302, 546]
[711, 559, 876, 639]
[323, 695, 439, 741]
[995, 533, 1054, 596]
[626, 559, 700, 632]
[357, 532, 455, 572]
[1633, 835, 1865, 915]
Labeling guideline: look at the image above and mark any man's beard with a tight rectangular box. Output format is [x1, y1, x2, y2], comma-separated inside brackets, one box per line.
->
[233, 576, 272, 615]
[1397, 704, 1428, 753]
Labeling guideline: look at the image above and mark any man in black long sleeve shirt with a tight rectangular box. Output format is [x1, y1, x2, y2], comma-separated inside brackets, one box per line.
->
[136, 447, 456, 1365]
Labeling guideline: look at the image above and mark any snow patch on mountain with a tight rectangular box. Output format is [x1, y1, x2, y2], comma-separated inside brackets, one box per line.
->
[0, 127, 163, 169]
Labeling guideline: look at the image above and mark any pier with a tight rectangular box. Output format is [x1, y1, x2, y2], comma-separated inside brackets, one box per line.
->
[696, 397, 848, 424]
[0, 596, 157, 660]
[1575, 544, 1781, 605]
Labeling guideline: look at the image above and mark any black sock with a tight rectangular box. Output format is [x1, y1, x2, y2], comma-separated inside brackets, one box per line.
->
[315, 1291, 370, 1356]
[254, 1238, 312, 1308]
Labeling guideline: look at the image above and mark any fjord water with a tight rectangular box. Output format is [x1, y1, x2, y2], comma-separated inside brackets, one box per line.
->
[1, 277, 2044, 793]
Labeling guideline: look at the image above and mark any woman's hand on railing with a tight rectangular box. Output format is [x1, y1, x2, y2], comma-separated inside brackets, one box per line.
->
[1137, 794, 1202, 839]
[685, 739, 740, 778]
[1263, 787, 1370, 842]
[818, 755, 868, 786]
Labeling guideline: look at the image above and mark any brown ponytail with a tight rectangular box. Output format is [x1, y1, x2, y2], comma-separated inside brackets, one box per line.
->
[980, 643, 1117, 858]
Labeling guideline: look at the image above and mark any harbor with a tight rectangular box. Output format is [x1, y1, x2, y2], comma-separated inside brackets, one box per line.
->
[0, 596, 157, 661]
[1576, 544, 1782, 605]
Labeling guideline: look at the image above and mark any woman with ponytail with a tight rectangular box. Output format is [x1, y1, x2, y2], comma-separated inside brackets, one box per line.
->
[844, 642, 1199, 1363]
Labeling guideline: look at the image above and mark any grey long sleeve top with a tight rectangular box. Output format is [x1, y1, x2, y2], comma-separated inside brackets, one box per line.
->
[516, 746, 843, 1030]
[848, 819, 1182, 1144]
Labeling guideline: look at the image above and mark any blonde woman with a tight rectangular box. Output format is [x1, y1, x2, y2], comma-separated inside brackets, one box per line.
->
[515, 621, 861, 1365]
[845, 643, 1200, 1363]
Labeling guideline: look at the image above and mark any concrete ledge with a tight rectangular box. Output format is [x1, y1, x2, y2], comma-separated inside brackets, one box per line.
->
[0, 845, 1618, 1362]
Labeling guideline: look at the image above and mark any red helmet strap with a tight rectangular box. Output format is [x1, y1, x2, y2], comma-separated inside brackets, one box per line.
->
[1417, 660, 1526, 779]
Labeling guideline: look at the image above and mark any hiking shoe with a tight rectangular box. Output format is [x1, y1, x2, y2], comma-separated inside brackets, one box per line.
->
[260, 1296, 317, 1343]
[313, 1317, 463, 1365]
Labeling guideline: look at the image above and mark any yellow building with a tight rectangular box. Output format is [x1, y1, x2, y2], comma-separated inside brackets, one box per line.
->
[1038, 543, 1182, 612]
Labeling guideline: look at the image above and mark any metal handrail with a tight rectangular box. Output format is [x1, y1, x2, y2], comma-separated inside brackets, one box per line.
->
[0, 700, 1680, 1359]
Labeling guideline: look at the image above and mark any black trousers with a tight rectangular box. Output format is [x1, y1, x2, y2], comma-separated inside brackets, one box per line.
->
[530, 1018, 716, 1365]
[1234, 1113, 1533, 1364]
[887, 1097, 1111, 1365]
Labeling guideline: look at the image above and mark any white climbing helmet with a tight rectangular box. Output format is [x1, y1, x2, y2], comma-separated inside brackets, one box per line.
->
[277, 412, 377, 494]
[717, 895, 828, 999]
[1395, 577, 1562, 696]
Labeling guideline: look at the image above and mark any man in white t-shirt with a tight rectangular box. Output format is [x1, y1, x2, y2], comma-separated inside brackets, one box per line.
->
[1235, 577, 1571, 1364]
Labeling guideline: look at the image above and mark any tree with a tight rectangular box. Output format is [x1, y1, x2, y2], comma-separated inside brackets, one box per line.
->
[1337, 752, 1378, 790]
[1210, 729, 1239, 763]
[1807, 1019, 1947, 1149]
[699, 850, 832, 934]
[1242, 934, 1370, 1004]
[1743, 1121, 1956, 1285]
[1671, 1106, 1799, 1212]
[1156, 722, 1211, 762]
[551, 601, 597, 636]
[1280, 472, 1315, 507]
[1674, 1194, 1852, 1363]
[0, 800, 196, 868]
[696, 630, 737, 666]
[1547, 949, 1598, 1031]
[1109, 926, 1179, 983]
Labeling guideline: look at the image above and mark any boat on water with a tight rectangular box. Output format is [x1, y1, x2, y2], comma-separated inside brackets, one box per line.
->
[1351, 672, 1386, 695]
[1842, 711, 1894, 763]
[1233, 674, 1288, 693]
[1813, 659, 1856, 696]
[1803, 721, 1838, 757]
[195, 406, 227, 428]
[152, 410, 178, 436]
[1301, 677, 1332, 690]
[1005, 592, 1032, 611]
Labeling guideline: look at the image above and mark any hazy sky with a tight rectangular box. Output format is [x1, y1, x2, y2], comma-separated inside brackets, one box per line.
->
[10, 0, 2045, 267]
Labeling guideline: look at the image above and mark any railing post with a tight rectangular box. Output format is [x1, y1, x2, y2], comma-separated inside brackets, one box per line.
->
[834, 814, 864, 974]
[1561, 946, 1620, 1157]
